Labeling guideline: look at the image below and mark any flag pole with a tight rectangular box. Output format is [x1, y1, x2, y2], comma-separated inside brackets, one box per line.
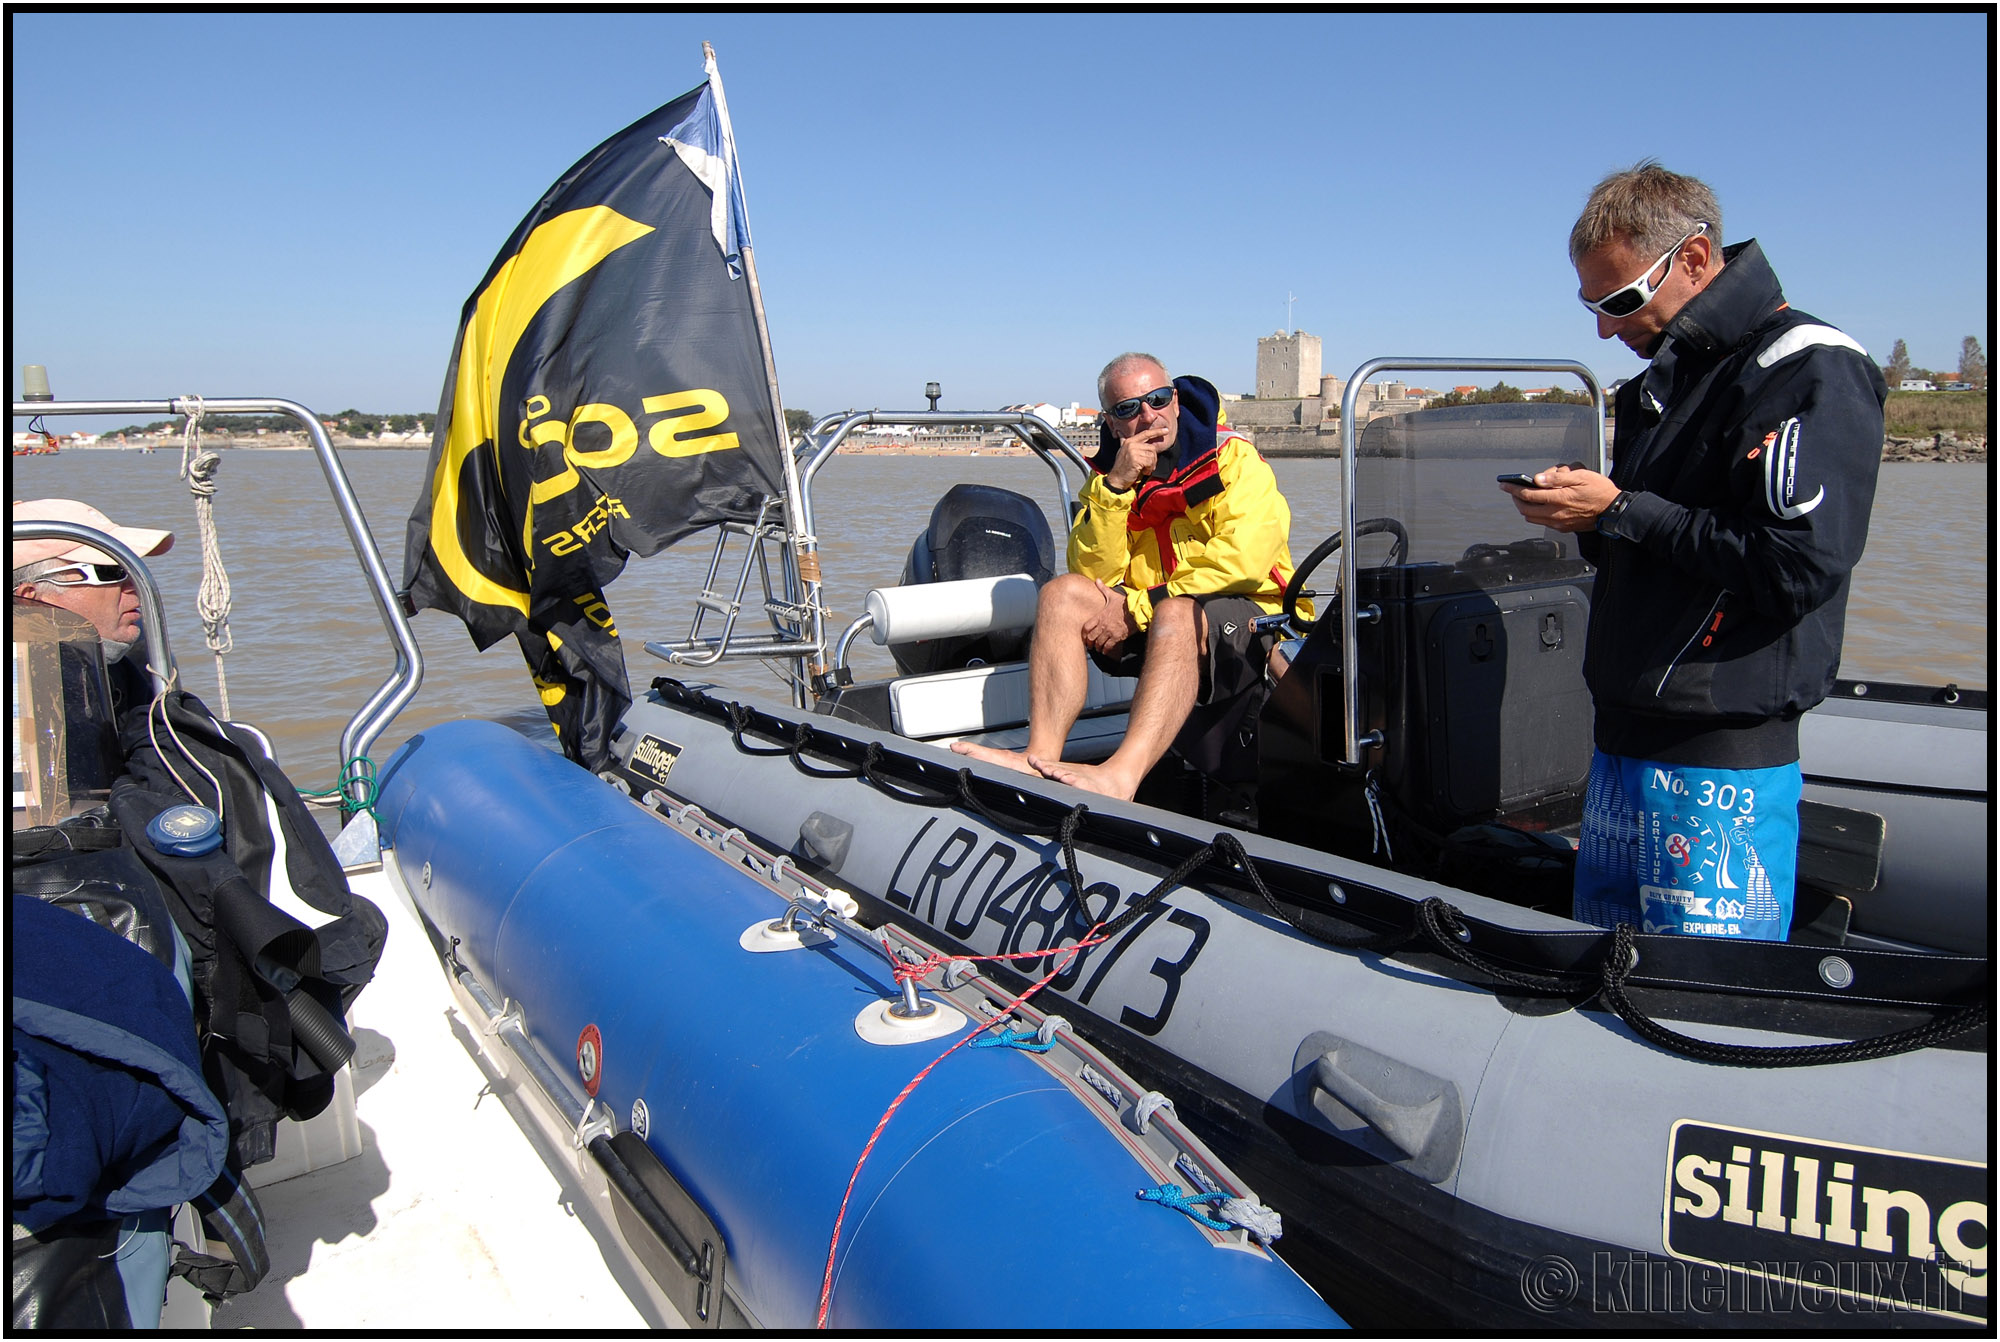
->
[703, 42, 821, 707]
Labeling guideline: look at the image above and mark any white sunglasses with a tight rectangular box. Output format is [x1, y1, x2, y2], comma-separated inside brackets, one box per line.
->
[1578, 222, 1708, 318]
[38, 561, 130, 587]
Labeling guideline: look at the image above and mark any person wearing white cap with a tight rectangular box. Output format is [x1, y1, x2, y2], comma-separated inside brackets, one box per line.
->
[12, 498, 175, 665]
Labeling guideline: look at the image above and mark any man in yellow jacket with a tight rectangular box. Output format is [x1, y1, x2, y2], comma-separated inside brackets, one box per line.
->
[954, 352, 1304, 800]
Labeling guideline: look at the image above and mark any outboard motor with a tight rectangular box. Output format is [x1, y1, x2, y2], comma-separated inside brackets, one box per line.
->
[892, 484, 1054, 675]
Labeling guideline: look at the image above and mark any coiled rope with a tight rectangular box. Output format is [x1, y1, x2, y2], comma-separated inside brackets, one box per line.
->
[297, 754, 382, 819]
[1136, 1182, 1284, 1245]
[178, 395, 235, 720]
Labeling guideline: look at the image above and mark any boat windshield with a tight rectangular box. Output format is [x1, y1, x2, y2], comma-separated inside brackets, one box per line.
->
[1352, 401, 1600, 573]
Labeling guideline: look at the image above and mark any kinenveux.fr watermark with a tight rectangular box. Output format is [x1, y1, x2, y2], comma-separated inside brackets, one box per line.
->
[1519, 1250, 1983, 1321]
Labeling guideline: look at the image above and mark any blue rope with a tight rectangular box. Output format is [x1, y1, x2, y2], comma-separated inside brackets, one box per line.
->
[1136, 1182, 1232, 1232]
[969, 1026, 1054, 1053]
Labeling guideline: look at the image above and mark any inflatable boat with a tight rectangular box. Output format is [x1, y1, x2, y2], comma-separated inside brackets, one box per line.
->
[581, 368, 1988, 1328]
[14, 371, 1985, 1329]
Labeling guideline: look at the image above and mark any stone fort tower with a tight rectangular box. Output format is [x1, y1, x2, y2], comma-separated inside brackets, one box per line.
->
[1256, 330, 1322, 400]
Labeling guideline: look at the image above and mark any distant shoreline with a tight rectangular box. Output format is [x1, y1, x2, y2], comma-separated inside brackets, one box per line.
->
[33, 432, 1987, 462]
[44, 435, 1054, 458]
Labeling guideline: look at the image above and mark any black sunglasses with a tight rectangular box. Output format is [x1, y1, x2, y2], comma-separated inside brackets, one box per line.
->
[1108, 386, 1175, 420]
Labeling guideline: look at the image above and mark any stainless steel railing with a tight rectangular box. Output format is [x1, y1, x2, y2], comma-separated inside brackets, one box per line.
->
[10, 396, 423, 802]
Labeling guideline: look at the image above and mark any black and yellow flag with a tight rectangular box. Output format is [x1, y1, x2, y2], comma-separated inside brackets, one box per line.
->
[403, 59, 784, 771]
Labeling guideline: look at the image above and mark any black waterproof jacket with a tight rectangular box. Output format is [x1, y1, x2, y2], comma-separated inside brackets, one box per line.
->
[1579, 241, 1886, 767]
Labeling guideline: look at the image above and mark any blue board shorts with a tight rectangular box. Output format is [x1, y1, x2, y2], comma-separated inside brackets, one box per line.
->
[1572, 750, 1800, 941]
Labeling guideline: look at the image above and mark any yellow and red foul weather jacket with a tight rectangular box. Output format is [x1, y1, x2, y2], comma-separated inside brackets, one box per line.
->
[1067, 376, 1309, 632]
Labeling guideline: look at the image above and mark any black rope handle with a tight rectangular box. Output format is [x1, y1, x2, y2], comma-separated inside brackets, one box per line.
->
[1094, 837, 1218, 944]
[1053, 804, 1090, 909]
[786, 722, 866, 779]
[725, 702, 793, 757]
[858, 745, 961, 808]
[1211, 831, 1419, 954]
[955, 772, 1081, 840]
[1010, 821, 1217, 973]
[998, 805, 1098, 972]
[1598, 925, 1989, 1067]
[1414, 898, 1597, 994]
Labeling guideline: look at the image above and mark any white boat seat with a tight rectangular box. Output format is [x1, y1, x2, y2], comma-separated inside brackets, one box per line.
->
[889, 660, 1137, 762]
[865, 574, 1039, 646]
[864, 575, 1137, 763]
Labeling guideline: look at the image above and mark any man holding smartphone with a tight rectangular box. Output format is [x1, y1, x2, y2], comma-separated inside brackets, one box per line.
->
[1502, 162, 1885, 941]
[953, 351, 1303, 800]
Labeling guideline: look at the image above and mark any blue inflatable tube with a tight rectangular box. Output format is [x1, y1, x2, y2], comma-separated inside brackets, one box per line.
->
[376, 720, 1341, 1330]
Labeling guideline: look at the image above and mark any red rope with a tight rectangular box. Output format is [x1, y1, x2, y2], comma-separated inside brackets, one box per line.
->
[813, 925, 1111, 1328]
[887, 927, 1108, 989]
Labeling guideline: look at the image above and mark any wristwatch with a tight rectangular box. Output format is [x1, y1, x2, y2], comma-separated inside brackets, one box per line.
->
[1596, 490, 1637, 539]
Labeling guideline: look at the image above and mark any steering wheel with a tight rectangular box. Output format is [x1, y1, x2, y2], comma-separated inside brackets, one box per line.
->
[1282, 517, 1410, 634]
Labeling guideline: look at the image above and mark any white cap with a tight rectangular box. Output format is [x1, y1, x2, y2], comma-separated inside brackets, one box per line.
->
[12, 498, 174, 571]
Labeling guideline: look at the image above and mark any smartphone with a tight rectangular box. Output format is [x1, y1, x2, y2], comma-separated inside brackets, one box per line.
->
[1495, 472, 1541, 488]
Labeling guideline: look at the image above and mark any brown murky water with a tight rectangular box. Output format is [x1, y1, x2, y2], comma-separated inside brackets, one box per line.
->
[12, 450, 1987, 789]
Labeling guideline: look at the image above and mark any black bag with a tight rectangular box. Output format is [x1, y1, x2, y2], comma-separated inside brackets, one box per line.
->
[10, 1218, 141, 1330]
[12, 828, 183, 973]
[110, 688, 387, 1168]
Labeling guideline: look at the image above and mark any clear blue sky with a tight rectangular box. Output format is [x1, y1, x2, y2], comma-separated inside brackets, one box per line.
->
[11, 11, 1991, 429]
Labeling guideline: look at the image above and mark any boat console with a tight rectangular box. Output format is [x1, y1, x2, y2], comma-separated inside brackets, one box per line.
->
[1259, 399, 1603, 896]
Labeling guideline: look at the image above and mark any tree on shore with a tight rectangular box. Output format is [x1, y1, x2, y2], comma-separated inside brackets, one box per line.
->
[1885, 339, 1911, 389]
[104, 410, 436, 437]
[784, 408, 815, 439]
[1426, 381, 1529, 408]
[1959, 337, 1987, 390]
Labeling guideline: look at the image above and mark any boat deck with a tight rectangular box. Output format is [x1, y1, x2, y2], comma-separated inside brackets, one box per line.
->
[209, 867, 662, 1328]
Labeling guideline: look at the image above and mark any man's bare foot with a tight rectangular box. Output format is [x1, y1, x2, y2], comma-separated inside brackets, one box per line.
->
[1026, 755, 1140, 802]
[950, 740, 1039, 776]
